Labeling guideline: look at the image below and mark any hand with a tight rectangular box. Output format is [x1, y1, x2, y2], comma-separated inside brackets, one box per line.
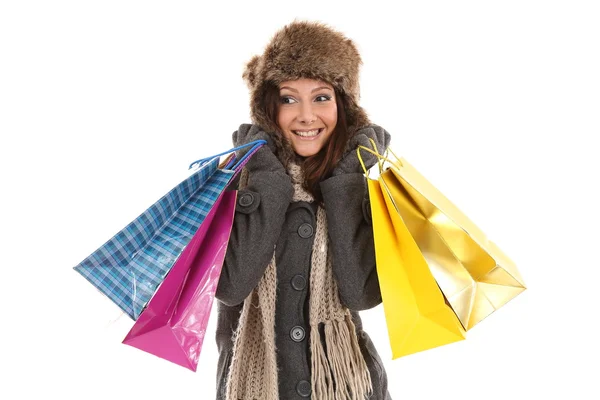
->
[232, 124, 276, 153]
[333, 124, 391, 175]
[231, 124, 284, 173]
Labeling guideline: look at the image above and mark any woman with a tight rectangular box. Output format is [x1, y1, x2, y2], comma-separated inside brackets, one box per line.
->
[215, 20, 392, 400]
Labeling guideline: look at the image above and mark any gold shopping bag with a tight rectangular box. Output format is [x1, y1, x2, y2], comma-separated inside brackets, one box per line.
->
[363, 144, 526, 333]
[368, 171, 466, 359]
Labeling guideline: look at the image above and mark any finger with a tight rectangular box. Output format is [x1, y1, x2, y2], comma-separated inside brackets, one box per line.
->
[355, 134, 371, 146]
[384, 130, 391, 149]
[377, 132, 387, 152]
[248, 124, 262, 137]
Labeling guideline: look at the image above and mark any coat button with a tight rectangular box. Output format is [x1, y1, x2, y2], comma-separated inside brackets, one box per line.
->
[298, 223, 313, 238]
[291, 274, 306, 291]
[296, 380, 311, 397]
[290, 326, 305, 342]
[238, 193, 254, 207]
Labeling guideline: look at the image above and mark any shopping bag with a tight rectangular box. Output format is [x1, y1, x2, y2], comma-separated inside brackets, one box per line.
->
[359, 142, 526, 348]
[379, 155, 526, 331]
[122, 189, 237, 371]
[121, 141, 260, 370]
[73, 140, 265, 320]
[368, 176, 466, 359]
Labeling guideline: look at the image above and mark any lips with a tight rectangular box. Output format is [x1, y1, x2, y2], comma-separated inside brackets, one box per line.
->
[292, 128, 323, 137]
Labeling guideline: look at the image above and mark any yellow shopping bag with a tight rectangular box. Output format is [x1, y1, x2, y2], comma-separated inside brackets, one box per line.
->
[368, 170, 466, 359]
[382, 157, 525, 331]
[361, 142, 526, 340]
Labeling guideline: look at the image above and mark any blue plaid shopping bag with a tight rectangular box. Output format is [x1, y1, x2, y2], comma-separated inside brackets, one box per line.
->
[73, 140, 265, 320]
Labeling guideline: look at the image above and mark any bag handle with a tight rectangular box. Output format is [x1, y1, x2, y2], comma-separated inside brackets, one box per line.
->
[187, 140, 267, 171]
[223, 154, 237, 169]
[357, 139, 404, 175]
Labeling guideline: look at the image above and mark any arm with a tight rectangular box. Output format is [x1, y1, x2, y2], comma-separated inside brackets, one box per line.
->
[321, 124, 391, 310]
[216, 125, 293, 306]
[321, 173, 380, 310]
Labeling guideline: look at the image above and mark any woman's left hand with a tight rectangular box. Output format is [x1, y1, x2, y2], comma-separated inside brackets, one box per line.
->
[333, 124, 391, 175]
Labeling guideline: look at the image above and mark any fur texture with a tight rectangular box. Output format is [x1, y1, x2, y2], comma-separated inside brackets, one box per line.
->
[242, 20, 371, 162]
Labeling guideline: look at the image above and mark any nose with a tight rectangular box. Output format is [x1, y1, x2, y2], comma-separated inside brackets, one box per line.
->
[298, 102, 316, 125]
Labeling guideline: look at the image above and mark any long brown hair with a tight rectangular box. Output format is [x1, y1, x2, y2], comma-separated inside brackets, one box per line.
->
[263, 82, 350, 203]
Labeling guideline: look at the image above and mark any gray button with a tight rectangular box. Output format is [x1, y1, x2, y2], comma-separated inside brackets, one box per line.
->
[296, 380, 311, 397]
[290, 326, 305, 342]
[238, 193, 254, 207]
[298, 223, 313, 238]
[291, 274, 306, 291]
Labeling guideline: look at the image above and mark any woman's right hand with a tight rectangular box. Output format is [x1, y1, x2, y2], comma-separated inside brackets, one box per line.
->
[232, 124, 284, 172]
[232, 124, 276, 152]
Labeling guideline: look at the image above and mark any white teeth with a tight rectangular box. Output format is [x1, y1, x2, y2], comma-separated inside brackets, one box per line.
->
[293, 129, 320, 137]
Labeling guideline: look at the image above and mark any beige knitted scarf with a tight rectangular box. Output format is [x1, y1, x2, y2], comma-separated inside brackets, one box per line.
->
[225, 162, 373, 400]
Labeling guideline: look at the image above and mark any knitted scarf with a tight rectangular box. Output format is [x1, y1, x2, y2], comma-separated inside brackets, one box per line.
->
[225, 162, 373, 400]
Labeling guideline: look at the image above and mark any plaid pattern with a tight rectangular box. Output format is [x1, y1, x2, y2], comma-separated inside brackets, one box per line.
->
[74, 157, 234, 320]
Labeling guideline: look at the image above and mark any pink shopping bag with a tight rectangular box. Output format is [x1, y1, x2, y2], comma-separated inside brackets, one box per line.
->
[122, 189, 237, 371]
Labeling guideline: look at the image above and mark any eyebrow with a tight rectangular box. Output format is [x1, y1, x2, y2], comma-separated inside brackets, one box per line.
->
[280, 86, 333, 93]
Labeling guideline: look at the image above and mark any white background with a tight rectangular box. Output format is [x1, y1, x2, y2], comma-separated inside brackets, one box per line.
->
[1, 1, 599, 399]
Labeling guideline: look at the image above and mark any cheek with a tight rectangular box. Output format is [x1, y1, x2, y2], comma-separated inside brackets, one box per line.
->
[324, 106, 338, 127]
[277, 109, 292, 134]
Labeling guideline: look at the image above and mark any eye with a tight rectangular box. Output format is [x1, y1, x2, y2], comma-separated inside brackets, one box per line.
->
[315, 95, 332, 102]
[280, 96, 297, 104]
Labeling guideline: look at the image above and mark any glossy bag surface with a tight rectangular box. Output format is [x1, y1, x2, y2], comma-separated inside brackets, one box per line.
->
[381, 157, 526, 331]
[73, 158, 226, 320]
[369, 177, 466, 359]
[359, 141, 526, 359]
[73, 140, 265, 320]
[122, 190, 237, 371]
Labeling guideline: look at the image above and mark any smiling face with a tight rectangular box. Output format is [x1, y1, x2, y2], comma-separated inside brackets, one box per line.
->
[277, 78, 338, 157]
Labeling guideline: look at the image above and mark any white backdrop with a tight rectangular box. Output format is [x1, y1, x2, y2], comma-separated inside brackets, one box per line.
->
[1, 1, 599, 399]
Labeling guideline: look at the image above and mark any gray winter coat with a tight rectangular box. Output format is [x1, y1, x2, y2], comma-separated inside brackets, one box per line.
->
[215, 162, 392, 399]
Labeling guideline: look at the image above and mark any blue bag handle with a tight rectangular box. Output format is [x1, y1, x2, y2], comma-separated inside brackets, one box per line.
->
[188, 140, 267, 170]
[224, 154, 237, 170]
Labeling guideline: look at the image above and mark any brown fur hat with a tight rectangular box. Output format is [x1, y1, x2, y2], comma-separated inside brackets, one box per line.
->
[243, 20, 370, 137]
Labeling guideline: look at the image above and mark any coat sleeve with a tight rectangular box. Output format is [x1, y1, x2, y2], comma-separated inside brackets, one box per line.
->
[216, 168, 293, 307]
[320, 173, 382, 310]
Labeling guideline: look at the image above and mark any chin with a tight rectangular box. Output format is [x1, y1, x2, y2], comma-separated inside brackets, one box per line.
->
[292, 146, 322, 158]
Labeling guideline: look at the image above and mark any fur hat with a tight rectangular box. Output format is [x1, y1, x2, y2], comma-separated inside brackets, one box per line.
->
[243, 20, 370, 136]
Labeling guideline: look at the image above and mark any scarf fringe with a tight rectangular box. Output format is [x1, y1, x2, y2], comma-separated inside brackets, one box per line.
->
[311, 322, 335, 399]
[312, 315, 373, 400]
